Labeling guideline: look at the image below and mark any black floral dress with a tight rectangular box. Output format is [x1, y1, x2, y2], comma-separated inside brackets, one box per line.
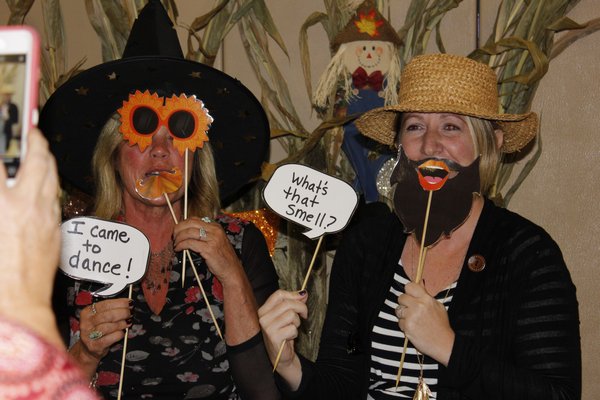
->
[57, 215, 280, 400]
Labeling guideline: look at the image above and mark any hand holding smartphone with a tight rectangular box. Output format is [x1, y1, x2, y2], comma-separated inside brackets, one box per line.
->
[0, 26, 40, 185]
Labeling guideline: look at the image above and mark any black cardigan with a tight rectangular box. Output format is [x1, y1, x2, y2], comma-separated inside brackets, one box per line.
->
[279, 199, 581, 399]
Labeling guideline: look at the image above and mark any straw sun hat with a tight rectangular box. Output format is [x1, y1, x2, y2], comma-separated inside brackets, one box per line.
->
[355, 53, 538, 153]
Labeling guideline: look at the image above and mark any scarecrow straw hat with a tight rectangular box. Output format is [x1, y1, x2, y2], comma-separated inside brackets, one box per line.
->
[355, 53, 538, 153]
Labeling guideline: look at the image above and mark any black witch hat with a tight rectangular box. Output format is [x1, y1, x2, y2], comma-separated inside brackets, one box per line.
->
[39, 0, 269, 204]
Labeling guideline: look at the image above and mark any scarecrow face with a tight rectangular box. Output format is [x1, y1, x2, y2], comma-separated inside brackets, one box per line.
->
[399, 113, 476, 168]
[117, 127, 189, 204]
[343, 40, 392, 74]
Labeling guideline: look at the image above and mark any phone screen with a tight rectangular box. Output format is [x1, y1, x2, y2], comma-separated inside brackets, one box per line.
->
[0, 53, 27, 177]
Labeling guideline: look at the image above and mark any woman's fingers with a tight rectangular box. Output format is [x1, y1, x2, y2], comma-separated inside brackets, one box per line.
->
[173, 217, 219, 245]
[258, 290, 308, 320]
[79, 298, 132, 358]
[81, 325, 127, 357]
[258, 290, 308, 354]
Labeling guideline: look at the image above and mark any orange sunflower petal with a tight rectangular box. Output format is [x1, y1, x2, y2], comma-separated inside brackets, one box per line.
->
[135, 168, 183, 200]
[164, 94, 213, 155]
[118, 90, 164, 152]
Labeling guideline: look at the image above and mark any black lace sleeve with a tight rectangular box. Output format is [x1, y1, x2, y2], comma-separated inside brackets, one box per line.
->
[227, 222, 281, 400]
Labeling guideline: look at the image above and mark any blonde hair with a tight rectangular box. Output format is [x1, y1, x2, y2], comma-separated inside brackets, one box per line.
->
[464, 116, 502, 195]
[92, 114, 221, 219]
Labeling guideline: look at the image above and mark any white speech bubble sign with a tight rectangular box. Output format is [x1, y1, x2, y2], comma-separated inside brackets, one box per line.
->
[60, 217, 150, 297]
[263, 164, 358, 239]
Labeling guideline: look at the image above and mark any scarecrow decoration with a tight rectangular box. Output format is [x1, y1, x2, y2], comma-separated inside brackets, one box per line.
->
[313, 0, 402, 203]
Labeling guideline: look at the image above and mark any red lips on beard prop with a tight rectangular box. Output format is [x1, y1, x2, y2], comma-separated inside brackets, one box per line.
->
[390, 149, 481, 247]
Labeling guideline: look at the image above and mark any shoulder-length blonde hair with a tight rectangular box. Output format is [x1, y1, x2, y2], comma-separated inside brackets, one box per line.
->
[92, 114, 221, 219]
[464, 116, 502, 196]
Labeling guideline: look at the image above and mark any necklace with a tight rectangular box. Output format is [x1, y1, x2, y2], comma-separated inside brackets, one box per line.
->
[403, 236, 455, 399]
[410, 287, 451, 400]
[414, 351, 433, 400]
[143, 242, 175, 295]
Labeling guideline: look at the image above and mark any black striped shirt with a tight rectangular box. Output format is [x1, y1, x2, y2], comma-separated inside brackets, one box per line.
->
[368, 262, 456, 399]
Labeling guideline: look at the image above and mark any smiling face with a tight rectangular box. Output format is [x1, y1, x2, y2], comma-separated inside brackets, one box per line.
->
[117, 126, 188, 207]
[343, 40, 392, 74]
[399, 112, 477, 167]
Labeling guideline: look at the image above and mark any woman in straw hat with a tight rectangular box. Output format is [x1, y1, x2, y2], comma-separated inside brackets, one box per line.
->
[259, 54, 580, 399]
[42, 1, 280, 399]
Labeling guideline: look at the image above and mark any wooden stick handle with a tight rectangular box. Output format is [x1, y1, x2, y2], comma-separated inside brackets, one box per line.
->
[272, 340, 286, 372]
[185, 250, 224, 340]
[395, 190, 434, 389]
[300, 236, 324, 291]
[415, 190, 433, 283]
[183, 150, 189, 287]
[163, 193, 223, 340]
[117, 285, 134, 400]
[272, 235, 325, 372]
[395, 337, 410, 389]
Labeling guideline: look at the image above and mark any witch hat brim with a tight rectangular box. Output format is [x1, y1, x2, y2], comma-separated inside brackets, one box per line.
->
[39, 0, 269, 203]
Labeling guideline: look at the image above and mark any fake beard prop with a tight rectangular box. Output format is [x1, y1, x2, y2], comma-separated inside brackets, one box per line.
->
[390, 149, 481, 247]
[135, 168, 183, 201]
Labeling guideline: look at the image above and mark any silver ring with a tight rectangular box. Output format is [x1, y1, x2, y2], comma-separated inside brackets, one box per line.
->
[199, 227, 207, 240]
[201, 216, 213, 223]
[91, 303, 97, 315]
[89, 330, 103, 340]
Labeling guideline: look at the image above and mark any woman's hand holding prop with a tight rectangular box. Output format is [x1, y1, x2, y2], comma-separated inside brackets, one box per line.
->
[164, 194, 223, 340]
[258, 290, 308, 389]
[262, 164, 359, 372]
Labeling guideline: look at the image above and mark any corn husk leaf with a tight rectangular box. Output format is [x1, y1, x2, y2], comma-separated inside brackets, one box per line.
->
[233, 0, 288, 57]
[434, 20, 446, 53]
[551, 17, 600, 59]
[189, 0, 229, 32]
[84, 0, 126, 62]
[40, 0, 66, 97]
[272, 114, 358, 166]
[547, 16, 585, 31]
[239, 16, 304, 134]
[398, 0, 463, 63]
[477, 37, 548, 85]
[5, 0, 34, 25]
[187, 0, 235, 65]
[299, 12, 329, 102]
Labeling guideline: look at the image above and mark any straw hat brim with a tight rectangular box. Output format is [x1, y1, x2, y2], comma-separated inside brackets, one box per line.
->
[355, 104, 538, 153]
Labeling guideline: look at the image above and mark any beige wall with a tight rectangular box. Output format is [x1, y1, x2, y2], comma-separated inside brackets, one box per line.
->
[3, 1, 598, 398]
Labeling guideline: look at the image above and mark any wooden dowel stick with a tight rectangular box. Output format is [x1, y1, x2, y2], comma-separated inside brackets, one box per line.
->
[272, 236, 324, 372]
[182, 150, 189, 287]
[415, 190, 434, 283]
[301, 236, 324, 291]
[117, 284, 134, 400]
[184, 250, 224, 340]
[163, 193, 223, 340]
[395, 190, 434, 389]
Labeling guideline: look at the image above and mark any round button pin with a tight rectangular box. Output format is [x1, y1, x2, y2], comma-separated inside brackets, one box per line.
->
[468, 254, 486, 272]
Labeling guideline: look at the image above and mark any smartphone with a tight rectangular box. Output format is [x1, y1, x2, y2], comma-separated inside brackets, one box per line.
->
[0, 26, 40, 184]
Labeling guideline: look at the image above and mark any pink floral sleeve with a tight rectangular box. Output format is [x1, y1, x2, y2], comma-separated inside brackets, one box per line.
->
[0, 318, 100, 400]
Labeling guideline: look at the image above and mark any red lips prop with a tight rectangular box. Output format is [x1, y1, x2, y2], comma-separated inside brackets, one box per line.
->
[416, 159, 450, 191]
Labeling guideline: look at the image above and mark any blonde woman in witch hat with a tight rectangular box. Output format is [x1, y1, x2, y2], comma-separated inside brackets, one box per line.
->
[41, 1, 280, 399]
[259, 54, 580, 399]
